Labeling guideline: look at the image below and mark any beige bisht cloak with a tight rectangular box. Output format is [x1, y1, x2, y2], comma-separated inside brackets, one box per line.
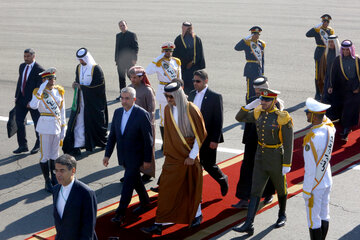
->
[155, 102, 207, 224]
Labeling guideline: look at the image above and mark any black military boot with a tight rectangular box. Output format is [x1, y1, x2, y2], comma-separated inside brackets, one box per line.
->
[232, 196, 260, 236]
[275, 194, 287, 228]
[160, 126, 165, 151]
[40, 162, 53, 193]
[309, 228, 322, 240]
[321, 220, 329, 240]
[49, 160, 58, 186]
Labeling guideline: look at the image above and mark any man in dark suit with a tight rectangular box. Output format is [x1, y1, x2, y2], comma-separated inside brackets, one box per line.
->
[115, 20, 139, 99]
[188, 70, 229, 196]
[103, 86, 153, 224]
[13, 48, 44, 154]
[53, 154, 98, 240]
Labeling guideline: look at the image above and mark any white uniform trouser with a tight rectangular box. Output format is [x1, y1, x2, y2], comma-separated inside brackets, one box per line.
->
[40, 134, 60, 163]
[158, 100, 168, 127]
[305, 186, 331, 229]
[74, 93, 85, 148]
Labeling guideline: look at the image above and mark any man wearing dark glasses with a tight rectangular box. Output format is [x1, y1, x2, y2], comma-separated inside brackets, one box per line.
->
[188, 70, 228, 197]
[233, 89, 294, 235]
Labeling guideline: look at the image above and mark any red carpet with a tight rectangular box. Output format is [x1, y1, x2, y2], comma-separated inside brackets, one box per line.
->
[27, 124, 360, 240]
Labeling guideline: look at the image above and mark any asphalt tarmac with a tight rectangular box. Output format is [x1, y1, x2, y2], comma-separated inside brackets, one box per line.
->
[1, 0, 360, 239]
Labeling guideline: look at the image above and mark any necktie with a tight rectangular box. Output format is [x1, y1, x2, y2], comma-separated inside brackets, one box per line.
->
[22, 65, 29, 96]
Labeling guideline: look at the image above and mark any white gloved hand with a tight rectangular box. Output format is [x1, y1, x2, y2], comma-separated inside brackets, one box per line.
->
[282, 166, 291, 175]
[37, 80, 49, 96]
[315, 22, 322, 29]
[244, 98, 261, 110]
[302, 192, 311, 200]
[60, 125, 66, 140]
[154, 52, 165, 62]
[244, 34, 253, 40]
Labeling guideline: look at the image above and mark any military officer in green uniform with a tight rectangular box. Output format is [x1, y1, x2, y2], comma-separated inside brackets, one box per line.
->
[233, 89, 294, 236]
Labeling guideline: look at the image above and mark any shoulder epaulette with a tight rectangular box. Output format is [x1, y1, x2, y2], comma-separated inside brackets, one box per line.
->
[314, 27, 321, 33]
[259, 39, 266, 48]
[155, 58, 164, 67]
[329, 27, 335, 34]
[276, 110, 292, 125]
[173, 57, 181, 66]
[244, 39, 251, 47]
[303, 131, 315, 146]
[54, 85, 65, 96]
[254, 105, 262, 120]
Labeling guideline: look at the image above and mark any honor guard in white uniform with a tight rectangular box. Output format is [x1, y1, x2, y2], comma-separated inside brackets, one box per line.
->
[29, 67, 66, 193]
[302, 97, 335, 240]
[146, 42, 181, 145]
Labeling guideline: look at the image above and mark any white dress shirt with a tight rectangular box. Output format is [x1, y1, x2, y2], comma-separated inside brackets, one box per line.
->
[193, 86, 208, 109]
[56, 178, 75, 219]
[121, 105, 134, 134]
[172, 105, 199, 159]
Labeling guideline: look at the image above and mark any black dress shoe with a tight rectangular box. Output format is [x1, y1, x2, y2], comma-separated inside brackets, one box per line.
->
[141, 224, 162, 235]
[220, 175, 229, 197]
[71, 148, 81, 157]
[274, 214, 287, 228]
[141, 174, 152, 183]
[116, 96, 121, 101]
[119, 177, 125, 183]
[263, 195, 274, 205]
[132, 204, 150, 215]
[231, 199, 249, 209]
[189, 215, 203, 228]
[30, 144, 40, 154]
[233, 224, 254, 236]
[150, 186, 159, 192]
[13, 146, 29, 154]
[111, 214, 125, 224]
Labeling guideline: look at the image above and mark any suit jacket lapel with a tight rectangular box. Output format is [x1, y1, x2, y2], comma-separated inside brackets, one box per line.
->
[201, 88, 210, 112]
[118, 109, 124, 135]
[53, 185, 62, 223]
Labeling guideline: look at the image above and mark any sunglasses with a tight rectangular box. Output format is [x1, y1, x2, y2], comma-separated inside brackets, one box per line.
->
[260, 96, 274, 102]
[164, 49, 173, 52]
[192, 79, 202, 83]
[164, 94, 174, 99]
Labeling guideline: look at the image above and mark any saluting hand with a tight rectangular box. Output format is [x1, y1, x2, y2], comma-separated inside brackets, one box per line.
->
[103, 157, 110, 167]
[184, 157, 195, 165]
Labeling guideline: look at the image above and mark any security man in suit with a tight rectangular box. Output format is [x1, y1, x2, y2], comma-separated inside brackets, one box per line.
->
[233, 89, 294, 235]
[53, 154, 98, 240]
[234, 26, 265, 103]
[306, 14, 335, 100]
[103, 87, 153, 225]
[14, 48, 45, 154]
[303, 98, 335, 240]
[188, 70, 229, 196]
[115, 20, 139, 98]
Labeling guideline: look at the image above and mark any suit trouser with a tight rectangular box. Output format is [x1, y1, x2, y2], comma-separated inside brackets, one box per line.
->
[15, 102, 40, 147]
[199, 144, 225, 184]
[116, 61, 134, 92]
[236, 142, 275, 200]
[117, 167, 150, 215]
[305, 187, 331, 229]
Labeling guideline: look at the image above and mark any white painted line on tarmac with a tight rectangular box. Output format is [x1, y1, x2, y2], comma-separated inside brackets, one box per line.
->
[0, 116, 34, 125]
[155, 138, 243, 154]
[0, 115, 243, 155]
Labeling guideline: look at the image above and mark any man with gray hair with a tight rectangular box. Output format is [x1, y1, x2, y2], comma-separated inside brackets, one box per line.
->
[13, 48, 45, 154]
[53, 154, 98, 239]
[103, 87, 153, 225]
[142, 81, 207, 235]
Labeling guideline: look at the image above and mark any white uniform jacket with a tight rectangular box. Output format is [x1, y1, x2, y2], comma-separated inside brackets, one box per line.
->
[302, 117, 335, 195]
[29, 86, 66, 135]
[146, 53, 182, 103]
